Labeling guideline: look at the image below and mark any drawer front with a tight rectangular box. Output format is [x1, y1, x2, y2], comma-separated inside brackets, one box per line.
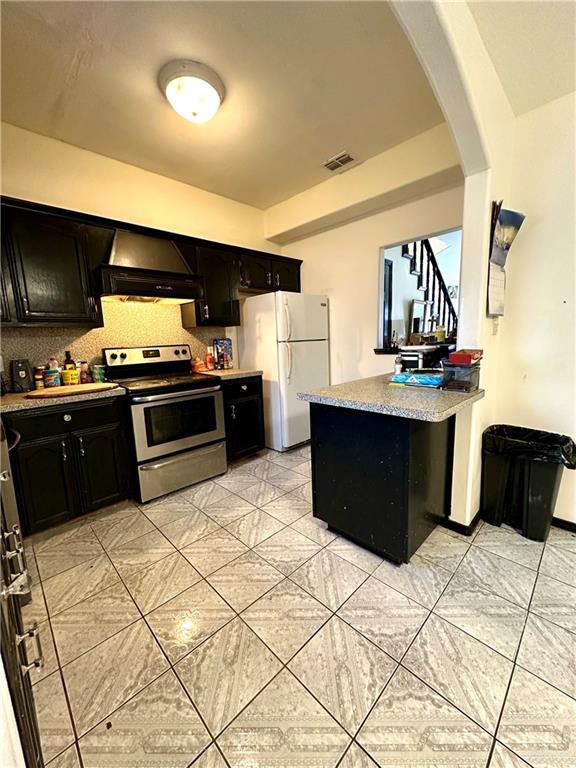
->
[221, 376, 262, 400]
[6, 398, 126, 441]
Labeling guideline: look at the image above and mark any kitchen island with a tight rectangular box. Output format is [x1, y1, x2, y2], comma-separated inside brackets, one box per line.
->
[298, 374, 484, 563]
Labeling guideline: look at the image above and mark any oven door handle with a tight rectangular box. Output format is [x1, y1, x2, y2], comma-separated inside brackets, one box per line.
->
[131, 386, 221, 404]
[139, 442, 225, 471]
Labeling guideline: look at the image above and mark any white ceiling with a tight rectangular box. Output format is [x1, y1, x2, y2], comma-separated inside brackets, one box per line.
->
[469, 1, 576, 116]
[1, 1, 445, 209]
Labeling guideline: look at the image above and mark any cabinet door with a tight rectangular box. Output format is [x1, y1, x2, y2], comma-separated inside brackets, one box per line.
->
[239, 253, 273, 291]
[1, 239, 16, 325]
[195, 246, 240, 326]
[7, 210, 98, 324]
[225, 396, 265, 460]
[272, 259, 301, 292]
[13, 436, 79, 534]
[73, 423, 130, 512]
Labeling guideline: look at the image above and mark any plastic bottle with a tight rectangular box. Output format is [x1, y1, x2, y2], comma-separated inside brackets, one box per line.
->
[394, 355, 403, 375]
[62, 351, 80, 385]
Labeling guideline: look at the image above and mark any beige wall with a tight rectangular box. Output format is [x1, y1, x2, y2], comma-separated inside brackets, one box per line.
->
[282, 185, 464, 385]
[496, 92, 576, 522]
[1, 123, 278, 253]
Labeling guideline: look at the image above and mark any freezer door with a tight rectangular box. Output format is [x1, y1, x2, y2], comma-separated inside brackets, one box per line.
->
[278, 340, 330, 449]
[275, 292, 329, 342]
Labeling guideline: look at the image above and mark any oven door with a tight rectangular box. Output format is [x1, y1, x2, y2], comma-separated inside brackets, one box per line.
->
[131, 386, 225, 462]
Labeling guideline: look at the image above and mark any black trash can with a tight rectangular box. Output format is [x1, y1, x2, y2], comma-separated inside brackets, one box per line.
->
[481, 425, 576, 541]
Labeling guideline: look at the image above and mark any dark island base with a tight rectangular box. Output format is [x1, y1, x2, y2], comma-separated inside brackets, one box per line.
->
[309, 402, 455, 564]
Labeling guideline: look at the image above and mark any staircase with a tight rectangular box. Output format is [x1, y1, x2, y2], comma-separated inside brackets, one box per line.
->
[401, 238, 458, 337]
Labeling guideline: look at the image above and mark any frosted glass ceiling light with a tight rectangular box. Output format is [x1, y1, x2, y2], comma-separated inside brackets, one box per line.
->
[159, 61, 225, 124]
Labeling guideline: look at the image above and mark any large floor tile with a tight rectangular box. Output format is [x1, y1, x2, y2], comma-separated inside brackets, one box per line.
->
[291, 512, 337, 546]
[207, 551, 283, 611]
[357, 667, 492, 767]
[200, 494, 257, 525]
[190, 744, 227, 767]
[180, 480, 232, 510]
[52, 581, 140, 665]
[215, 473, 262, 494]
[181, 528, 248, 576]
[107, 530, 175, 578]
[91, 509, 155, 551]
[337, 577, 428, 660]
[261, 468, 309, 492]
[434, 572, 527, 659]
[490, 742, 532, 768]
[260, 491, 311, 524]
[140, 496, 200, 528]
[289, 616, 396, 733]
[159, 508, 220, 549]
[338, 743, 378, 768]
[176, 617, 281, 735]
[457, 546, 536, 608]
[498, 666, 576, 767]
[416, 528, 469, 573]
[234, 480, 287, 508]
[290, 480, 312, 504]
[530, 573, 576, 633]
[291, 550, 368, 611]
[225, 508, 285, 547]
[539, 544, 576, 587]
[124, 551, 202, 614]
[147, 580, 234, 663]
[473, 523, 544, 570]
[63, 620, 168, 736]
[403, 614, 513, 733]
[79, 670, 210, 767]
[35, 525, 104, 581]
[327, 537, 383, 574]
[47, 744, 81, 768]
[242, 578, 331, 662]
[217, 669, 349, 767]
[547, 526, 576, 554]
[32, 671, 75, 763]
[254, 526, 321, 575]
[517, 613, 576, 698]
[43, 554, 119, 616]
[372, 552, 452, 608]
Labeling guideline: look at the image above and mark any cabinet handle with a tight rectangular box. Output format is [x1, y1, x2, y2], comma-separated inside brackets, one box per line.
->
[78, 436, 85, 457]
[61, 441, 67, 462]
[63, 414, 72, 422]
[204, 304, 210, 320]
[230, 404, 236, 420]
[275, 273, 280, 288]
[18, 622, 44, 676]
[241, 384, 248, 391]
[266, 272, 272, 286]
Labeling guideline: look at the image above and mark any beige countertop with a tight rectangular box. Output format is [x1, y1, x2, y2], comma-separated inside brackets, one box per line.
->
[1, 386, 126, 413]
[298, 374, 484, 422]
[204, 369, 263, 380]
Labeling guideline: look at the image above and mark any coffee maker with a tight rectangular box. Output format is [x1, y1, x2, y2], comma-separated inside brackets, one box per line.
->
[9, 359, 33, 392]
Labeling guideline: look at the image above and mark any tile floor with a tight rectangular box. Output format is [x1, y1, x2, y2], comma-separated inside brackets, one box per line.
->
[23, 446, 576, 768]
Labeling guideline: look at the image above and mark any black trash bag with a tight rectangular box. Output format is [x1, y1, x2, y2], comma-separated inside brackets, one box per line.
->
[482, 425, 576, 469]
[481, 425, 576, 541]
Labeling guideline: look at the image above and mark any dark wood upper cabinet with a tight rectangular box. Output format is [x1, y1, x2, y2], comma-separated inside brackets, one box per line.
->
[1, 237, 16, 325]
[273, 259, 301, 292]
[5, 209, 102, 326]
[239, 253, 273, 291]
[194, 246, 240, 326]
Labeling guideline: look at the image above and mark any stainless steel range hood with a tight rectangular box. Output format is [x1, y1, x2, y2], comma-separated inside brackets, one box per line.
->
[99, 230, 203, 302]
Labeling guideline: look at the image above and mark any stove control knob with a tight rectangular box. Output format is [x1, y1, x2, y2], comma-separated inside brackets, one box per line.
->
[174, 349, 181, 355]
[110, 353, 118, 361]
[120, 353, 127, 360]
[181, 349, 188, 355]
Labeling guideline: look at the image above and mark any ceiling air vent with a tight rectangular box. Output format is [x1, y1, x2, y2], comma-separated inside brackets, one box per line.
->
[322, 151, 359, 173]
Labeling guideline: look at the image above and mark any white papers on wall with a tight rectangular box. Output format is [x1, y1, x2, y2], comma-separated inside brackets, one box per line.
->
[487, 202, 526, 317]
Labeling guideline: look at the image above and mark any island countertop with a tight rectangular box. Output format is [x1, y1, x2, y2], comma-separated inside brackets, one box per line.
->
[298, 374, 484, 422]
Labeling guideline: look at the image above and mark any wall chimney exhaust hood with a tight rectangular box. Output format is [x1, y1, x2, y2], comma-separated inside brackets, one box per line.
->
[99, 230, 204, 303]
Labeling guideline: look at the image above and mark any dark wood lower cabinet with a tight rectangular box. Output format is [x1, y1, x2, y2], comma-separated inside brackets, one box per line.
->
[15, 434, 79, 532]
[222, 377, 265, 460]
[74, 423, 130, 512]
[7, 398, 131, 534]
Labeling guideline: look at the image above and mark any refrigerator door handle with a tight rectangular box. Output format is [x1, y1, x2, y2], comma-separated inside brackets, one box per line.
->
[283, 302, 292, 340]
[286, 342, 293, 381]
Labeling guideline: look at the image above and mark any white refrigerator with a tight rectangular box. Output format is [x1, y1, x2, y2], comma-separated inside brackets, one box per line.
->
[239, 291, 330, 451]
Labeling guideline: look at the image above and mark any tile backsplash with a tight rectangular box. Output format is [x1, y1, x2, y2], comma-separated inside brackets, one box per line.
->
[1, 301, 217, 368]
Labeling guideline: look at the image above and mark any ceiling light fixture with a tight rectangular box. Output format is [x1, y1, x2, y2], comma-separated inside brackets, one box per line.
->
[159, 60, 225, 124]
